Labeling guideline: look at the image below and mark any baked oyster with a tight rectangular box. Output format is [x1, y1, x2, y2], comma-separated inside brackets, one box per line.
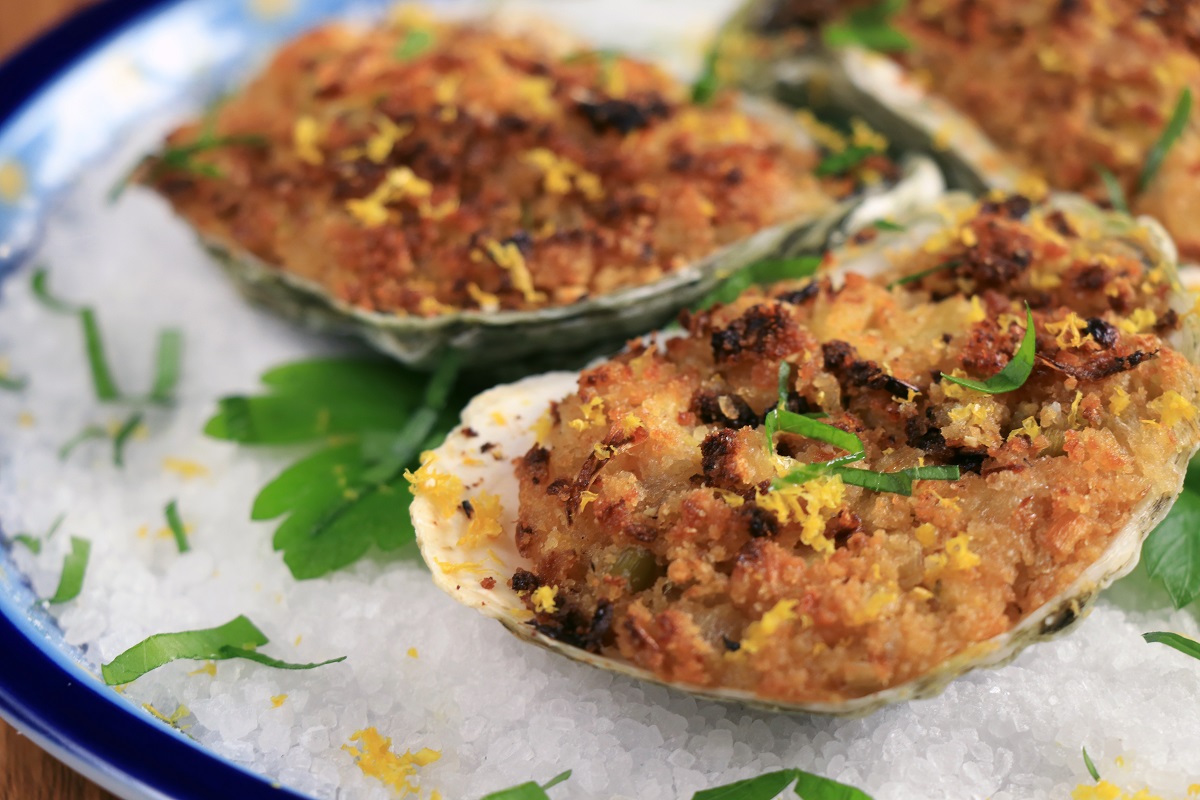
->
[718, 0, 1200, 260]
[139, 10, 941, 370]
[411, 191, 1200, 713]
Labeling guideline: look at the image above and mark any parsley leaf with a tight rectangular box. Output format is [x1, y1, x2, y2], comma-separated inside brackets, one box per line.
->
[822, 0, 911, 53]
[1140, 88, 1192, 192]
[164, 499, 189, 553]
[1082, 746, 1101, 782]
[481, 770, 573, 800]
[887, 258, 961, 289]
[207, 356, 468, 580]
[692, 44, 720, 105]
[941, 305, 1035, 394]
[1096, 165, 1130, 215]
[695, 256, 823, 311]
[1142, 468, 1200, 609]
[1142, 630, 1200, 662]
[47, 536, 91, 604]
[394, 28, 434, 60]
[100, 614, 343, 685]
[815, 145, 880, 177]
[692, 767, 874, 800]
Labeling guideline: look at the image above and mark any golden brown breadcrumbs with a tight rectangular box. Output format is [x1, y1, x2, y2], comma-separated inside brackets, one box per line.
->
[749, 0, 1200, 259]
[142, 11, 889, 316]
[510, 195, 1200, 704]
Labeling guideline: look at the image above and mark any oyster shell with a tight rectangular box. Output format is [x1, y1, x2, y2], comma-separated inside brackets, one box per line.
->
[412, 193, 1200, 714]
[716, 2, 1036, 194]
[202, 151, 942, 372]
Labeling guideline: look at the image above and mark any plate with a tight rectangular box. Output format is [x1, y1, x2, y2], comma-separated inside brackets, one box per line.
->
[1, 3, 1199, 800]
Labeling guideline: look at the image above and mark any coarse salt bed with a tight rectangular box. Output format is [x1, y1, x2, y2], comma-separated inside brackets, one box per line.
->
[2, 3, 1200, 799]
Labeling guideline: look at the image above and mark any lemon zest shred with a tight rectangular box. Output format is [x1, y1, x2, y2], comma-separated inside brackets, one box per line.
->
[568, 396, 606, 431]
[405, 454, 464, 519]
[162, 457, 209, 479]
[734, 599, 799, 657]
[344, 727, 441, 796]
[457, 491, 504, 549]
[531, 585, 558, 613]
[755, 476, 844, 556]
[271, 694, 287, 708]
[293, 116, 323, 165]
[945, 534, 982, 570]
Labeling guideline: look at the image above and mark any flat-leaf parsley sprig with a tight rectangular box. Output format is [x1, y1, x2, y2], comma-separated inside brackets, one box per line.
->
[205, 355, 472, 580]
[1142, 458, 1200, 608]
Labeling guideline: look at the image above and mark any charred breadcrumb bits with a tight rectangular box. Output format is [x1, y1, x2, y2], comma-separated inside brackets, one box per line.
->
[510, 196, 1200, 704]
[143, 15, 885, 316]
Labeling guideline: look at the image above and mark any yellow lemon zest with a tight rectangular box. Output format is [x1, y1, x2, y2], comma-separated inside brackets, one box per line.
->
[531, 585, 558, 613]
[293, 116, 323, 165]
[755, 476, 845, 556]
[458, 491, 504, 549]
[344, 727, 441, 796]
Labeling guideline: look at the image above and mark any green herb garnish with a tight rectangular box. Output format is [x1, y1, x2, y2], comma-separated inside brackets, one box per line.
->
[47, 536, 90, 604]
[941, 305, 1035, 394]
[872, 219, 906, 232]
[31, 266, 79, 314]
[692, 44, 720, 105]
[822, 0, 911, 53]
[1143, 463, 1200, 608]
[481, 770, 573, 800]
[774, 461, 959, 497]
[149, 329, 184, 404]
[1082, 746, 1101, 782]
[58, 425, 107, 461]
[694, 767, 873, 800]
[112, 412, 143, 467]
[1096, 165, 1130, 215]
[815, 144, 880, 177]
[394, 28, 434, 60]
[1140, 88, 1192, 192]
[694, 256, 823, 311]
[10, 514, 64, 555]
[164, 499, 189, 553]
[1142, 630, 1200, 661]
[100, 614, 344, 685]
[766, 371, 863, 458]
[108, 133, 266, 202]
[0, 372, 26, 391]
[887, 258, 961, 289]
[81, 307, 123, 401]
[206, 356, 467, 579]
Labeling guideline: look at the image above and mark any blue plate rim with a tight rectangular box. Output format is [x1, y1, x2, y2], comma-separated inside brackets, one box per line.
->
[0, 2, 319, 798]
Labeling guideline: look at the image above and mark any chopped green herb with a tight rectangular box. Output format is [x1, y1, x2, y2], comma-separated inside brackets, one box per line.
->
[768, 408, 864, 457]
[80, 307, 123, 401]
[11, 535, 42, 554]
[112, 412, 144, 467]
[693, 770, 800, 800]
[207, 356, 469, 579]
[109, 134, 266, 202]
[1140, 88, 1192, 192]
[47, 536, 90, 604]
[0, 373, 26, 391]
[1096, 165, 1130, 215]
[872, 219, 906, 232]
[11, 514, 65, 554]
[100, 615, 344, 685]
[775, 461, 959, 496]
[692, 44, 720, 105]
[886, 258, 961, 289]
[692, 767, 874, 800]
[481, 770, 573, 800]
[149, 329, 184, 404]
[31, 266, 79, 315]
[164, 499, 189, 553]
[1082, 746, 1101, 782]
[58, 425, 107, 461]
[822, 0, 911, 53]
[1142, 630, 1200, 661]
[394, 28, 434, 60]
[815, 144, 880, 177]
[694, 255, 823, 311]
[1143, 467, 1200, 608]
[941, 305, 1035, 394]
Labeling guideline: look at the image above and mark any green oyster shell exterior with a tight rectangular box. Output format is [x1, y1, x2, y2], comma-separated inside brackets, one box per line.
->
[203, 153, 943, 374]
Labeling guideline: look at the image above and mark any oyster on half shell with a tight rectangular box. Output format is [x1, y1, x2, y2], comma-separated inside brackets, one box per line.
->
[141, 11, 944, 372]
[412, 192, 1200, 714]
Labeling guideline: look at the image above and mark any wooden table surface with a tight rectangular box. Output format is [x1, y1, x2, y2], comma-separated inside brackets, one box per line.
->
[1, 5, 118, 800]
